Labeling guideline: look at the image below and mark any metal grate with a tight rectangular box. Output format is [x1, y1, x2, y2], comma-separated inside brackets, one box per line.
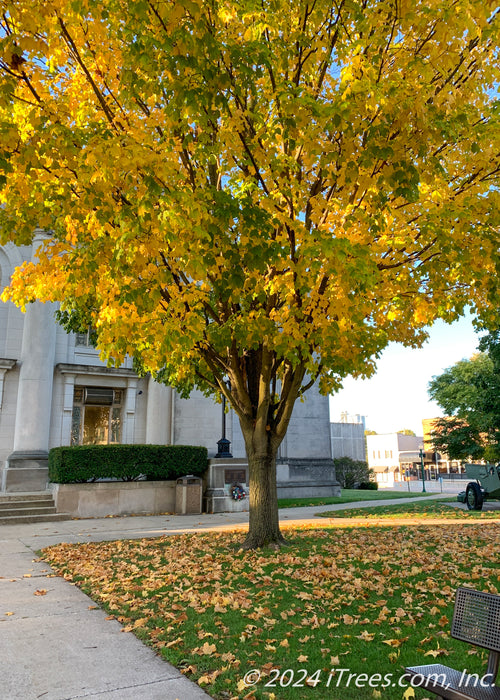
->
[452, 587, 500, 653]
[405, 664, 500, 700]
[84, 387, 115, 405]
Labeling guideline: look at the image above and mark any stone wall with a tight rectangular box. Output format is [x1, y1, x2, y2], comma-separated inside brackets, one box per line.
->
[51, 480, 176, 518]
[276, 458, 340, 499]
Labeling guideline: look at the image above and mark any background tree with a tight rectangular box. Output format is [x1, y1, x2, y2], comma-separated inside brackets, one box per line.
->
[397, 429, 416, 436]
[333, 457, 372, 489]
[428, 335, 500, 461]
[0, 0, 499, 547]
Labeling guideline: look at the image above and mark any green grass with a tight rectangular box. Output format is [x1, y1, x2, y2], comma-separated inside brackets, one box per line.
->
[42, 524, 500, 700]
[317, 499, 500, 519]
[277, 489, 434, 509]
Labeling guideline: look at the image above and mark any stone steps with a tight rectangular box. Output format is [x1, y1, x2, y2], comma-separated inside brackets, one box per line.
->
[0, 493, 71, 525]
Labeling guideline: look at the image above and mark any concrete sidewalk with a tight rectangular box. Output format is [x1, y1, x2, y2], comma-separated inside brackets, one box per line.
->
[0, 491, 466, 700]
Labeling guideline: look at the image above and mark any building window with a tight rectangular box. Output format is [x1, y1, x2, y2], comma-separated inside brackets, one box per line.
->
[75, 329, 96, 347]
[71, 386, 122, 445]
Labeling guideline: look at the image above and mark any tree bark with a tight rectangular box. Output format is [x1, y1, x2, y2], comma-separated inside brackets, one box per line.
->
[243, 448, 286, 549]
[239, 420, 286, 549]
[218, 352, 305, 549]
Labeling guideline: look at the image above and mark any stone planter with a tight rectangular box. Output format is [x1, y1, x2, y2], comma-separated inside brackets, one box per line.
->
[50, 480, 176, 518]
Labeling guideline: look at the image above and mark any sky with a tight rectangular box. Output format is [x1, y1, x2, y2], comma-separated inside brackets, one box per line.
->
[329, 312, 481, 437]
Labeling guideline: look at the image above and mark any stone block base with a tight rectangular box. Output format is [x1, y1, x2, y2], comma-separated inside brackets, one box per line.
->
[277, 458, 341, 499]
[277, 482, 341, 499]
[204, 488, 249, 513]
[204, 458, 249, 513]
[2, 452, 49, 492]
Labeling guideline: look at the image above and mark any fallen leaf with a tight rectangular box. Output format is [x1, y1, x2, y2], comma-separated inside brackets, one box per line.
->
[357, 630, 375, 641]
[197, 641, 217, 656]
[382, 638, 408, 647]
[165, 637, 183, 648]
[424, 648, 449, 658]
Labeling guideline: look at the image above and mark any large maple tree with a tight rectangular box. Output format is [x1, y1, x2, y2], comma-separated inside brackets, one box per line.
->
[0, 0, 499, 547]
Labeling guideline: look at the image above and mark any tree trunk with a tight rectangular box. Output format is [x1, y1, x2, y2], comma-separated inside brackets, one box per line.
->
[224, 351, 305, 549]
[242, 441, 286, 549]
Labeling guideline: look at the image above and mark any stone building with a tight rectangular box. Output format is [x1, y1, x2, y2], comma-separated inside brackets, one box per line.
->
[0, 237, 336, 495]
[330, 414, 366, 461]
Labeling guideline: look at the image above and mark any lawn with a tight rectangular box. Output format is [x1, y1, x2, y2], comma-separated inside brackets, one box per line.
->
[42, 523, 500, 700]
[317, 500, 500, 520]
[278, 489, 433, 509]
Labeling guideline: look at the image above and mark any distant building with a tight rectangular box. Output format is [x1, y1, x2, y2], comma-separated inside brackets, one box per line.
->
[330, 414, 366, 461]
[367, 433, 423, 486]
[366, 426, 465, 486]
[422, 418, 464, 475]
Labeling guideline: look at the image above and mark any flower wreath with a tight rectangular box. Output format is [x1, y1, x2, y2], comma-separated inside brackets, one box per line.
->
[231, 483, 246, 501]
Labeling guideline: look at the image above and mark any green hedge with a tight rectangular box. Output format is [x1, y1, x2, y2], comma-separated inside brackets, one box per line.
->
[358, 481, 378, 490]
[48, 444, 208, 483]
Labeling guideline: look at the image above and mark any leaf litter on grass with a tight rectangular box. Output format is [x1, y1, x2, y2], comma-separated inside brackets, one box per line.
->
[42, 525, 500, 700]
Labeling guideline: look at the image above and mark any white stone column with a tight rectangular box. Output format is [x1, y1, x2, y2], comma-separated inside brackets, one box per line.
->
[0, 359, 16, 408]
[122, 378, 138, 444]
[145, 377, 172, 445]
[4, 231, 57, 491]
[61, 375, 75, 445]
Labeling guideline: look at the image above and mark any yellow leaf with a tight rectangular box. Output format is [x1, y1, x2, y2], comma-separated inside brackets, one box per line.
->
[165, 637, 183, 648]
[424, 648, 449, 658]
[34, 589, 47, 596]
[382, 637, 408, 647]
[357, 630, 375, 641]
[132, 618, 147, 628]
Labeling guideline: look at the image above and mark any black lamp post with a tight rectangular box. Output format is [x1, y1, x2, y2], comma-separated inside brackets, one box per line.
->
[215, 383, 232, 458]
[419, 448, 426, 493]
